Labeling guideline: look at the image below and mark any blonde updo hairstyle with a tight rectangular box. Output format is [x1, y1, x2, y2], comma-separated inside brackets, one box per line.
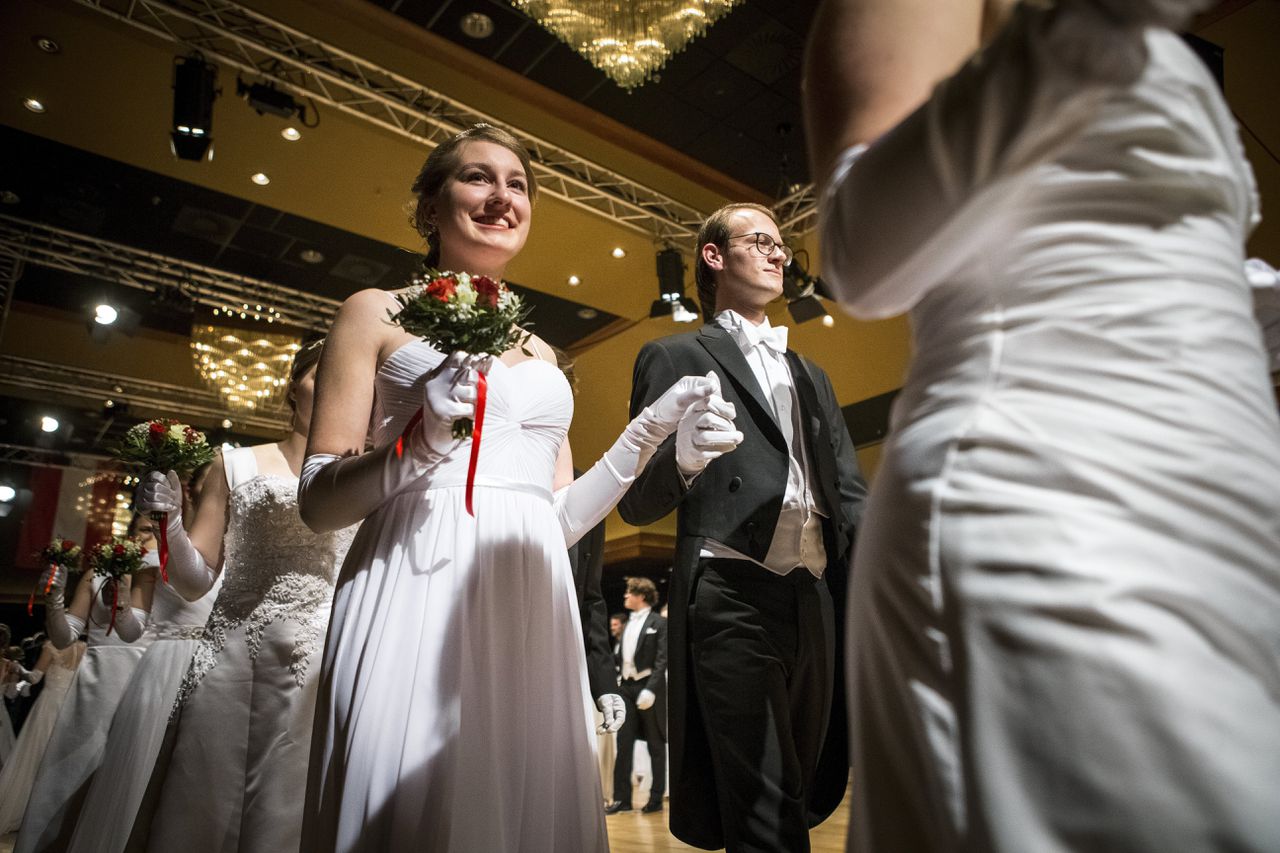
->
[409, 123, 538, 270]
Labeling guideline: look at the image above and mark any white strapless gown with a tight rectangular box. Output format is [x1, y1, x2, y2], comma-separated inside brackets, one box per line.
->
[66, 569, 221, 853]
[301, 343, 608, 853]
[819, 4, 1280, 852]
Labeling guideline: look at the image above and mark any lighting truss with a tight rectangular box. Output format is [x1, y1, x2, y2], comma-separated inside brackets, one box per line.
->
[773, 183, 818, 238]
[0, 355, 290, 434]
[72, 0, 708, 241]
[0, 213, 339, 333]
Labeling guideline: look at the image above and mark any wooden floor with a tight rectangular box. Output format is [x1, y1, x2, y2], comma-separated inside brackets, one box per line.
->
[605, 786, 850, 853]
[2, 792, 851, 853]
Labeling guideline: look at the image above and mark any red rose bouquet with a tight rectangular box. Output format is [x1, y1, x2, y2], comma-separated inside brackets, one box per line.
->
[29, 537, 82, 615]
[86, 537, 149, 635]
[116, 418, 215, 580]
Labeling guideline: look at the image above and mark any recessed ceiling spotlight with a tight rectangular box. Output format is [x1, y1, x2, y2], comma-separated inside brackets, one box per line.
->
[0, 485, 15, 503]
[221, 418, 234, 429]
[611, 247, 626, 259]
[567, 275, 581, 286]
[0, 190, 19, 205]
[94, 303, 118, 325]
[40, 415, 60, 433]
[251, 172, 270, 185]
[459, 12, 495, 39]
[103, 399, 115, 409]
[281, 127, 301, 141]
[23, 97, 45, 113]
[299, 248, 324, 264]
[33, 36, 61, 54]
[822, 314, 835, 328]
[577, 308, 598, 320]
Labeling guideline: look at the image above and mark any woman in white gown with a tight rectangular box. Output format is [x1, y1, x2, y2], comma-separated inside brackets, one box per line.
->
[805, 1, 1280, 851]
[0, 641, 85, 833]
[16, 549, 154, 852]
[296, 123, 736, 852]
[127, 341, 357, 853]
[64, 515, 222, 853]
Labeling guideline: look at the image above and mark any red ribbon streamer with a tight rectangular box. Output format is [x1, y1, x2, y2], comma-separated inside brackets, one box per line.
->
[395, 408, 425, 460]
[27, 562, 58, 616]
[465, 371, 488, 517]
[157, 514, 170, 584]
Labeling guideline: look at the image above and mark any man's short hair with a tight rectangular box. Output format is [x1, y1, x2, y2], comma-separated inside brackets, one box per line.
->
[694, 202, 781, 320]
[625, 576, 659, 607]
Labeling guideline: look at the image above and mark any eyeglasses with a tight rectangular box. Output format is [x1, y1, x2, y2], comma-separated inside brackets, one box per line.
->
[728, 232, 793, 265]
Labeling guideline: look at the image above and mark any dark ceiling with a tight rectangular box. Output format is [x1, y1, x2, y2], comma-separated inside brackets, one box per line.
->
[0, 125, 623, 347]
[368, 0, 820, 199]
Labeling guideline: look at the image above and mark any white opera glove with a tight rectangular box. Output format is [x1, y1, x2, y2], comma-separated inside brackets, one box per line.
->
[596, 693, 626, 734]
[554, 374, 720, 548]
[675, 373, 743, 477]
[41, 565, 84, 649]
[98, 576, 149, 642]
[135, 470, 216, 601]
[636, 689, 657, 711]
[421, 352, 488, 456]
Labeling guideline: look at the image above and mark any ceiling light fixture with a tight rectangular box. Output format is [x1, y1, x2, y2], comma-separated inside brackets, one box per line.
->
[23, 97, 45, 113]
[649, 248, 699, 323]
[567, 275, 581, 286]
[459, 12, 495, 39]
[510, 1, 744, 90]
[33, 36, 61, 54]
[299, 248, 324, 264]
[782, 258, 834, 326]
[251, 172, 270, 186]
[0, 485, 15, 503]
[191, 323, 301, 412]
[611, 247, 626, 259]
[171, 54, 219, 162]
[281, 126, 301, 141]
[1, 190, 20, 205]
[577, 308, 598, 320]
[40, 416, 60, 433]
[94, 303, 118, 325]
[221, 418, 234, 429]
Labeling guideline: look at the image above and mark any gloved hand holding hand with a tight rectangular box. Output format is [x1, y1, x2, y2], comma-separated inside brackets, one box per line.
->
[596, 693, 626, 733]
[636, 689, 657, 711]
[675, 373, 743, 476]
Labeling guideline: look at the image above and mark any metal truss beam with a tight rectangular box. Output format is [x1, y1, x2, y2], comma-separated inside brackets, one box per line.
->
[0, 354, 290, 434]
[73, 0, 708, 241]
[0, 214, 339, 332]
[774, 183, 818, 238]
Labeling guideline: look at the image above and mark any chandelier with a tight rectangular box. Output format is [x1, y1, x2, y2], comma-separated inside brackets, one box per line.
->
[190, 304, 301, 412]
[510, 1, 744, 90]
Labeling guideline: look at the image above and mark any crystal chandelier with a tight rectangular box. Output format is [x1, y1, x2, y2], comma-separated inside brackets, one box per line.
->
[510, 1, 744, 90]
[190, 307, 301, 412]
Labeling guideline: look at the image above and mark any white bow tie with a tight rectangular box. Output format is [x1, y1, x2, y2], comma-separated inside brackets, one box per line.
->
[746, 323, 788, 355]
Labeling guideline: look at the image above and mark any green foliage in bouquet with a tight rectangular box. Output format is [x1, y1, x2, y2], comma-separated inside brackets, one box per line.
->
[38, 537, 82, 570]
[117, 419, 216, 476]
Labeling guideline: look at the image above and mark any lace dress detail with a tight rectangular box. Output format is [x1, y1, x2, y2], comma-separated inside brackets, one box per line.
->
[174, 475, 353, 710]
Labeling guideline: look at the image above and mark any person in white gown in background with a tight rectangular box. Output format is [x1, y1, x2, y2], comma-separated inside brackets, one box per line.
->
[296, 122, 740, 853]
[15, 522, 155, 853]
[125, 340, 356, 853]
[0, 640, 86, 834]
[64, 512, 222, 853]
[804, 1, 1280, 851]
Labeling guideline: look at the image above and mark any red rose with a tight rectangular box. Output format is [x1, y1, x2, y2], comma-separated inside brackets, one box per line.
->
[473, 276, 500, 308]
[148, 421, 167, 446]
[184, 426, 199, 445]
[113, 544, 125, 555]
[425, 278, 456, 302]
[62, 539, 75, 551]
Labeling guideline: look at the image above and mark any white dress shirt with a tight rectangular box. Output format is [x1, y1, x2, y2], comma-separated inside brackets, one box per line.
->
[620, 607, 652, 680]
[699, 309, 829, 577]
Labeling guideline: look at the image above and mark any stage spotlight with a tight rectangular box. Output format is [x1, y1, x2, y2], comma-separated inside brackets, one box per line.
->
[171, 54, 219, 162]
[782, 259, 833, 326]
[649, 248, 699, 323]
[94, 303, 118, 325]
[40, 416, 59, 433]
[87, 300, 141, 342]
[0, 485, 15, 503]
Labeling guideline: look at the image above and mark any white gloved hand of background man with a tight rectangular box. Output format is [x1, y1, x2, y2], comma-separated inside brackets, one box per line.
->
[636, 689, 657, 711]
[596, 693, 626, 733]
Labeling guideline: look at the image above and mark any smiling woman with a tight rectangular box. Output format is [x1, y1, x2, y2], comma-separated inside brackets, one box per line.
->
[293, 122, 730, 853]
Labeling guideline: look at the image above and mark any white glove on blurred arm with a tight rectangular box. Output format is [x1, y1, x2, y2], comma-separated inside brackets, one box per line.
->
[299, 352, 481, 533]
[636, 689, 657, 711]
[596, 693, 626, 733]
[554, 373, 729, 548]
[41, 566, 84, 649]
[136, 470, 217, 601]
